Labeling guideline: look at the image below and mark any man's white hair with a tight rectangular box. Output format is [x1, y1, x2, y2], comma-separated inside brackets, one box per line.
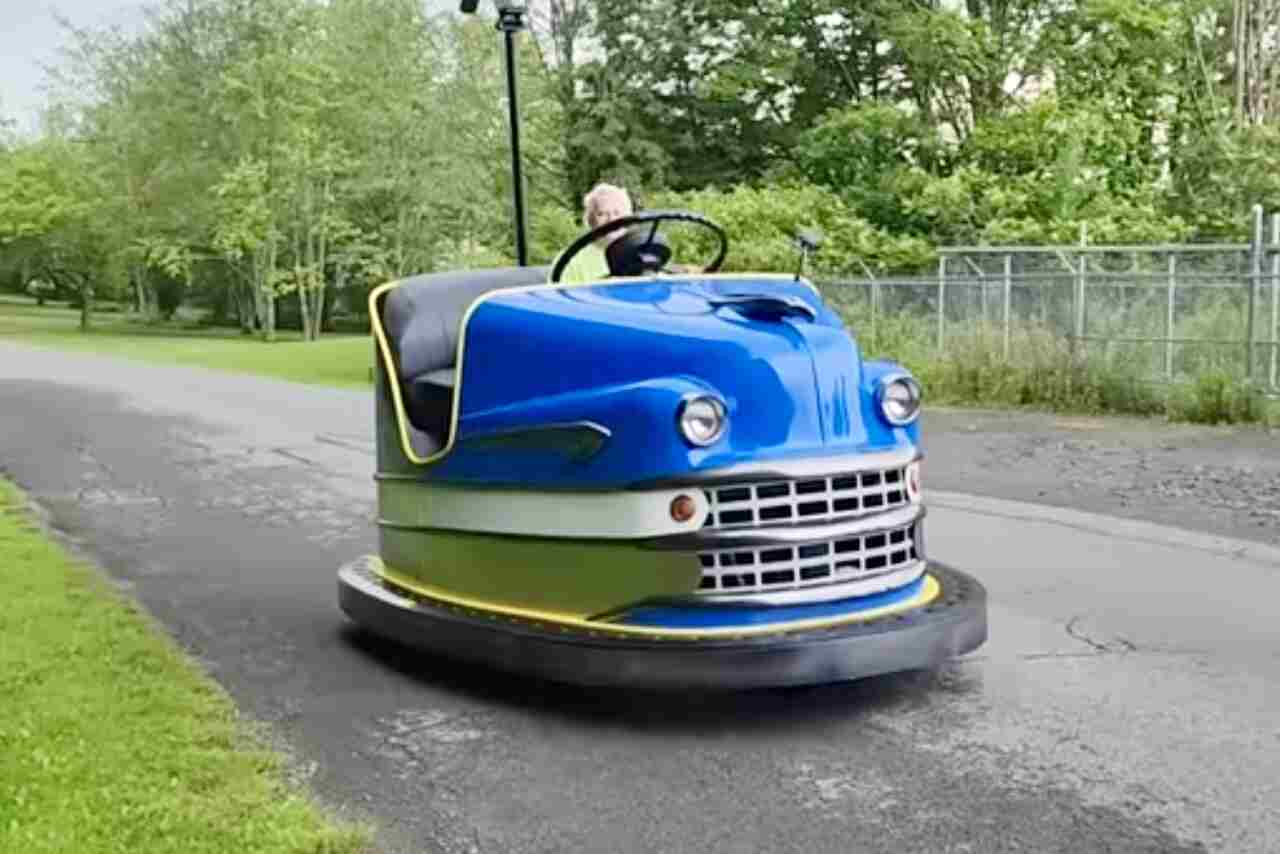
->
[582, 182, 633, 227]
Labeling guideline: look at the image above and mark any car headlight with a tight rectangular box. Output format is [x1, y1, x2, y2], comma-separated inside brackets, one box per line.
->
[678, 395, 727, 446]
[877, 374, 922, 426]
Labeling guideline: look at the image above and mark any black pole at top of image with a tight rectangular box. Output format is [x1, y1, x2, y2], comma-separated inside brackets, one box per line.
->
[497, 5, 529, 267]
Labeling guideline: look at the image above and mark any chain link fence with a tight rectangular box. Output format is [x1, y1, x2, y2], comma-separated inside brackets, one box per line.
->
[816, 207, 1280, 396]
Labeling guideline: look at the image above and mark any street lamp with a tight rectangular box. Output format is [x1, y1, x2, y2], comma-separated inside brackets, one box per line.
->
[460, 0, 530, 267]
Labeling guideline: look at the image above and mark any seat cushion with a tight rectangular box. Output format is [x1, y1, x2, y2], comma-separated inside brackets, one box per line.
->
[381, 266, 549, 439]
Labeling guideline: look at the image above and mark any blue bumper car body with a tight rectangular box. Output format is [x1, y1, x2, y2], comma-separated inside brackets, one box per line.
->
[339, 245, 986, 689]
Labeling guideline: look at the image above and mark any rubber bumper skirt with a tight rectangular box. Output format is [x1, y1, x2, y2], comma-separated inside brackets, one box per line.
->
[337, 556, 987, 690]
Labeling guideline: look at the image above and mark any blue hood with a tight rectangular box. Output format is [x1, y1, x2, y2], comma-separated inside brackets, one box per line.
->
[430, 276, 918, 487]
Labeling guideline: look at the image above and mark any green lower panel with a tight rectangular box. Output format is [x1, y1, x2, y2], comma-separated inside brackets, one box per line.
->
[379, 526, 702, 618]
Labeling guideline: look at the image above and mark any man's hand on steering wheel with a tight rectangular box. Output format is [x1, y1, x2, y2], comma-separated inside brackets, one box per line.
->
[549, 210, 728, 284]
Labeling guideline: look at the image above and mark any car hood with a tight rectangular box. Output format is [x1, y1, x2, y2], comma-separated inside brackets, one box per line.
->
[432, 275, 916, 487]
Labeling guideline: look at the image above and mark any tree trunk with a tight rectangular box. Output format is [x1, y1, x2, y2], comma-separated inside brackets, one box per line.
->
[132, 265, 155, 320]
[79, 282, 93, 332]
[236, 281, 254, 333]
[251, 250, 267, 335]
[311, 283, 326, 340]
[311, 187, 329, 342]
[296, 236, 313, 343]
[299, 281, 313, 341]
[263, 241, 277, 343]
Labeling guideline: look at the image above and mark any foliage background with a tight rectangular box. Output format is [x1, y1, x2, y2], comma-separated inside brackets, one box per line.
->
[2, 0, 1280, 340]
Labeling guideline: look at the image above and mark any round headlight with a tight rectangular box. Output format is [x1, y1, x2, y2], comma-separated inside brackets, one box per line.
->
[678, 395, 727, 446]
[878, 374, 922, 426]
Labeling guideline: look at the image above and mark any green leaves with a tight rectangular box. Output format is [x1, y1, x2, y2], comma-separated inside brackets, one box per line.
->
[649, 183, 934, 276]
[7, 0, 1280, 330]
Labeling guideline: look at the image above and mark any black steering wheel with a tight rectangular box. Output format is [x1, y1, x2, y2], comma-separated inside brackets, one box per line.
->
[549, 209, 729, 284]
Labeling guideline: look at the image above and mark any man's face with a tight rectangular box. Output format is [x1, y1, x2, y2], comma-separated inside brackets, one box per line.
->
[591, 195, 630, 227]
[590, 192, 632, 245]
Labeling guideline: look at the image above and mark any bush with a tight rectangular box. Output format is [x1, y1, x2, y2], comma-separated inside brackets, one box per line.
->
[327, 313, 371, 335]
[1165, 371, 1271, 425]
[647, 183, 935, 277]
[154, 274, 187, 320]
[528, 203, 584, 267]
[25, 279, 56, 305]
[830, 302, 1274, 426]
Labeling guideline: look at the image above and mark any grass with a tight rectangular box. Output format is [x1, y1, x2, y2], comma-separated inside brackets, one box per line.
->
[0, 478, 371, 854]
[2, 293, 1276, 426]
[0, 290, 1270, 849]
[0, 298, 374, 389]
[824, 294, 1280, 428]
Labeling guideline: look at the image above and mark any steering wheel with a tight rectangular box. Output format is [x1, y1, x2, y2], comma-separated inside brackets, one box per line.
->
[549, 209, 728, 284]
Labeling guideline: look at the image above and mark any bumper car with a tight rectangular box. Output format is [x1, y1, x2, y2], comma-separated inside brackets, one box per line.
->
[337, 210, 987, 689]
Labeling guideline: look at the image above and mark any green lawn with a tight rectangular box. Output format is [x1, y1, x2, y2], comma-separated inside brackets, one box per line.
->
[0, 479, 371, 853]
[0, 298, 375, 389]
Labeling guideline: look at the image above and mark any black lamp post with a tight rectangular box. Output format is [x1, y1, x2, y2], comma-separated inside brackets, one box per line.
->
[460, 0, 530, 267]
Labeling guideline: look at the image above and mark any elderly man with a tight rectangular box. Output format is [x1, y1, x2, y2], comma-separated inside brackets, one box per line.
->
[554, 182, 633, 284]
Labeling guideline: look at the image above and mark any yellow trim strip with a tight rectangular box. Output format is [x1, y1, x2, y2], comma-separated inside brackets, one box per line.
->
[368, 272, 822, 467]
[375, 558, 940, 640]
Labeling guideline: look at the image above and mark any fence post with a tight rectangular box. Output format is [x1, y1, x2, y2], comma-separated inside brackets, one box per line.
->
[854, 258, 880, 353]
[1003, 254, 1012, 360]
[981, 261, 989, 325]
[871, 278, 879, 354]
[1271, 212, 1279, 391]
[1166, 254, 1176, 380]
[1074, 225, 1087, 348]
[937, 255, 947, 352]
[1248, 204, 1262, 382]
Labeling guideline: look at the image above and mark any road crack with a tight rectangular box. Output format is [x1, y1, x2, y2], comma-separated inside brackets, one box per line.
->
[1065, 615, 1138, 654]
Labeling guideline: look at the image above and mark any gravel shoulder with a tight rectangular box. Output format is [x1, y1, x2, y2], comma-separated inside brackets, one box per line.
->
[922, 407, 1280, 549]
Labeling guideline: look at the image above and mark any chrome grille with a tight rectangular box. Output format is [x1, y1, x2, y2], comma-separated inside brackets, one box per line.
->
[697, 520, 922, 595]
[703, 465, 912, 530]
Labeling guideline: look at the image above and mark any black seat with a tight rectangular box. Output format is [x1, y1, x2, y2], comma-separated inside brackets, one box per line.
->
[381, 266, 550, 441]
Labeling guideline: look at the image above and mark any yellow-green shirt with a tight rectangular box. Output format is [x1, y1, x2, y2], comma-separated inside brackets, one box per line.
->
[552, 244, 610, 284]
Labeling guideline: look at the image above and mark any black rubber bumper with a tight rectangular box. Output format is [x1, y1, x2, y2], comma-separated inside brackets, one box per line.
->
[337, 556, 987, 690]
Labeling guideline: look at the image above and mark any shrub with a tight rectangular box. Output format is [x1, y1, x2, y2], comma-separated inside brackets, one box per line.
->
[1165, 371, 1271, 425]
[831, 302, 1273, 426]
[646, 183, 935, 277]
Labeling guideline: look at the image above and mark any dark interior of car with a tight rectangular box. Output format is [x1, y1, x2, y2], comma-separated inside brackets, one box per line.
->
[380, 266, 550, 441]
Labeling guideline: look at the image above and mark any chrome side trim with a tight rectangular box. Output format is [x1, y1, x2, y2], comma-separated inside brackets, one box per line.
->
[645, 505, 925, 551]
[630, 447, 922, 489]
[377, 479, 710, 539]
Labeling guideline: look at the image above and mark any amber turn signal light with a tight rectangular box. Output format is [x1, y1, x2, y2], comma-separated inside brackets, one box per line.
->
[670, 494, 697, 523]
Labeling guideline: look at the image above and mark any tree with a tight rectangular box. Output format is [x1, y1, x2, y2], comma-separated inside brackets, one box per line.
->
[0, 138, 115, 330]
[581, 0, 904, 192]
[1231, 0, 1280, 125]
[885, 0, 1059, 144]
[789, 101, 949, 233]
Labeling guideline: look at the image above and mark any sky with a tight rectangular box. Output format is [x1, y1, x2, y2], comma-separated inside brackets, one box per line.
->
[1, 1, 148, 135]
[0, 1, 506, 136]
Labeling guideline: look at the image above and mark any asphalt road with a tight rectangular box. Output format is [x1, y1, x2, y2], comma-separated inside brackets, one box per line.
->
[2, 341, 1278, 854]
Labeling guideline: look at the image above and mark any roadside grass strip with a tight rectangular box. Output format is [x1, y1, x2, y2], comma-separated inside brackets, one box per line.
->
[0, 300, 374, 389]
[2, 297, 1276, 426]
[0, 480, 371, 854]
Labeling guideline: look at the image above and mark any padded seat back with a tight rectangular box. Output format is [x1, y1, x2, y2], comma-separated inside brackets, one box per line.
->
[381, 266, 550, 382]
